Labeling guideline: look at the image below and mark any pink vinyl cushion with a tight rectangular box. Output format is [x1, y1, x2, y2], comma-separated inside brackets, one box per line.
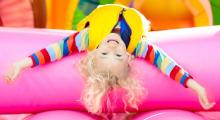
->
[26, 110, 99, 120]
[0, 26, 219, 114]
[133, 109, 205, 120]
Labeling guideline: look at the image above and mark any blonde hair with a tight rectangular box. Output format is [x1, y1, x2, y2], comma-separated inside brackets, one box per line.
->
[77, 52, 146, 114]
[77, 4, 150, 54]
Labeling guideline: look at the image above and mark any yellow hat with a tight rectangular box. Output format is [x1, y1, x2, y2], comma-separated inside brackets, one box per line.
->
[77, 4, 150, 54]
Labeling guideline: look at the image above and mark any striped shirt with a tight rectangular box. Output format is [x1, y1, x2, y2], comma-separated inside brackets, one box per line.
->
[29, 28, 192, 87]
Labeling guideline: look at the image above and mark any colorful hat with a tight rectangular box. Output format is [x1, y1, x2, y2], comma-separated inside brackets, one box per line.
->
[77, 4, 150, 54]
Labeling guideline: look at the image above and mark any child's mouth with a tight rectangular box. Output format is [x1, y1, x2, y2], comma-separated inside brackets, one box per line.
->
[107, 39, 119, 44]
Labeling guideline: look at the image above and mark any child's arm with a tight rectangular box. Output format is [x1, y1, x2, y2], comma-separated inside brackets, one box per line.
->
[4, 28, 89, 82]
[29, 28, 89, 67]
[28, 32, 79, 67]
[134, 40, 191, 87]
[134, 40, 215, 109]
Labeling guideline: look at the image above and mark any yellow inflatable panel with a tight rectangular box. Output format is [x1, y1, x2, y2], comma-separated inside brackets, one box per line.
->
[65, 0, 79, 30]
[133, 0, 212, 30]
[46, 0, 79, 29]
[184, 0, 212, 26]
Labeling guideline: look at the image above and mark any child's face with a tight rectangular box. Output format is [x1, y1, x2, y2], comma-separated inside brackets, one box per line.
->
[92, 33, 131, 80]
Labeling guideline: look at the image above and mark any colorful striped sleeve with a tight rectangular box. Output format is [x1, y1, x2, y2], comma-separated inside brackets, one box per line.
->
[29, 28, 89, 67]
[133, 40, 193, 88]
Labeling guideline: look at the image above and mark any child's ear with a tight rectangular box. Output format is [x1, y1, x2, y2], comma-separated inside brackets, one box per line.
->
[82, 50, 96, 64]
[127, 53, 134, 64]
[87, 50, 96, 58]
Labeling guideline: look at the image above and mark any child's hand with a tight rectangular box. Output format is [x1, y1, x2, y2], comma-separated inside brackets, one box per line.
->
[4, 62, 23, 84]
[3, 57, 33, 84]
[197, 87, 216, 110]
[187, 79, 216, 110]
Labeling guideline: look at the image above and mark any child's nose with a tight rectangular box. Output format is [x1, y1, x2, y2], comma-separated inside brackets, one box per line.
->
[108, 41, 118, 49]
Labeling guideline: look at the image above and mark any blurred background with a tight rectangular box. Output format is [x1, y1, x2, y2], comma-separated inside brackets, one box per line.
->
[0, 0, 219, 31]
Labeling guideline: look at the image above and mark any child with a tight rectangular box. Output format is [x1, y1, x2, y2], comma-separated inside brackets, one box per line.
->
[4, 4, 215, 116]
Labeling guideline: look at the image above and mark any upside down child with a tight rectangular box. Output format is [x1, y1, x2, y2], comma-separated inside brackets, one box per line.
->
[4, 4, 215, 119]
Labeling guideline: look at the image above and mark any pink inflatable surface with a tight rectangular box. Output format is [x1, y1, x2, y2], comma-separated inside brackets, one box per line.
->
[26, 110, 99, 120]
[0, 26, 219, 114]
[133, 109, 205, 120]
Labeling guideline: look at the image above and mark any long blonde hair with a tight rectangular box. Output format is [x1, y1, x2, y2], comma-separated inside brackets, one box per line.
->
[77, 51, 145, 114]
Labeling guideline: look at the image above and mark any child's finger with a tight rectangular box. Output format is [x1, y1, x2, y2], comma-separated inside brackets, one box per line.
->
[3, 75, 10, 83]
[199, 96, 209, 110]
[203, 102, 215, 110]
[5, 68, 16, 84]
[199, 95, 215, 110]
[4, 76, 12, 84]
[201, 92, 215, 109]
[8, 66, 14, 76]
[11, 68, 19, 81]
[198, 96, 206, 109]
[207, 102, 216, 109]
[201, 92, 209, 105]
[3, 70, 13, 84]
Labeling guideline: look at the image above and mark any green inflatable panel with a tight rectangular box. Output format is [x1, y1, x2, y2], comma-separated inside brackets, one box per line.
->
[211, 0, 220, 25]
[71, 0, 115, 30]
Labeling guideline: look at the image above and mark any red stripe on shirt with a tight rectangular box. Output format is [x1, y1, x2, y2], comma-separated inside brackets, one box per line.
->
[29, 55, 36, 67]
[41, 48, 51, 63]
[71, 32, 80, 53]
[170, 65, 181, 80]
[145, 44, 153, 61]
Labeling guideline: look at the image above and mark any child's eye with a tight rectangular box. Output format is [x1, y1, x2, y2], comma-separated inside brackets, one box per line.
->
[116, 54, 122, 57]
[102, 52, 108, 55]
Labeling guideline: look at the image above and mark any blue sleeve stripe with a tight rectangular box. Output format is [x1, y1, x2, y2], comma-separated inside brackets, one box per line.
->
[153, 49, 159, 67]
[180, 73, 189, 85]
[32, 53, 39, 65]
[63, 37, 69, 57]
